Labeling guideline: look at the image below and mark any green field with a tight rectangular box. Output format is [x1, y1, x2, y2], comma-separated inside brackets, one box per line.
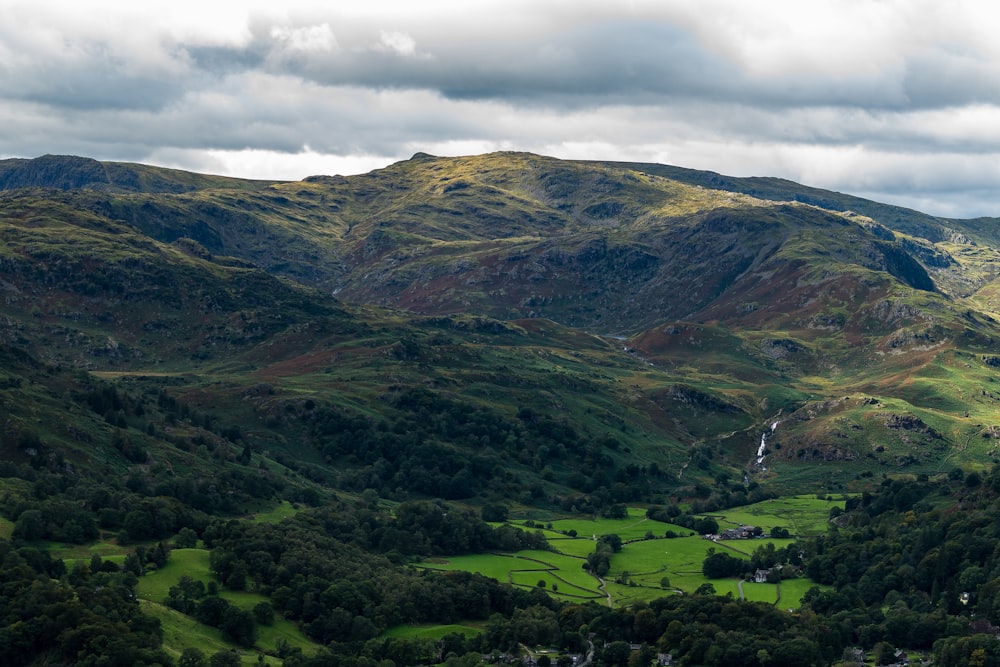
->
[137, 548, 214, 601]
[705, 495, 847, 536]
[546, 537, 600, 557]
[48, 537, 131, 561]
[419, 499, 836, 614]
[518, 508, 688, 542]
[421, 550, 605, 602]
[740, 581, 779, 604]
[776, 577, 823, 611]
[382, 624, 483, 640]
[250, 501, 301, 524]
[136, 548, 319, 660]
[141, 601, 280, 666]
[607, 535, 716, 594]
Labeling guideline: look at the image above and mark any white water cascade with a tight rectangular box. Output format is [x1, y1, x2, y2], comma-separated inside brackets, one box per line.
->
[754, 421, 779, 471]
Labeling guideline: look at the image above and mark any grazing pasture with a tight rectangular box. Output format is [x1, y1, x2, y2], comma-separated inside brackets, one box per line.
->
[417, 496, 841, 618]
[706, 495, 847, 536]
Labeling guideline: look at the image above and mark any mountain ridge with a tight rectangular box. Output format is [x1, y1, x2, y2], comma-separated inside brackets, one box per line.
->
[2, 150, 1000, 497]
[9, 150, 1000, 665]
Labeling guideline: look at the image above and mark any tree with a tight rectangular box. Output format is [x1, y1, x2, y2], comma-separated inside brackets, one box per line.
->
[210, 651, 241, 667]
[873, 641, 895, 666]
[194, 596, 230, 627]
[694, 517, 719, 535]
[703, 549, 749, 579]
[221, 606, 257, 647]
[176, 527, 198, 548]
[226, 561, 248, 591]
[481, 504, 509, 522]
[633, 608, 659, 643]
[770, 637, 822, 666]
[605, 504, 628, 519]
[600, 534, 623, 552]
[603, 641, 632, 667]
[628, 645, 655, 667]
[179, 648, 209, 667]
[13, 509, 44, 541]
[253, 601, 274, 626]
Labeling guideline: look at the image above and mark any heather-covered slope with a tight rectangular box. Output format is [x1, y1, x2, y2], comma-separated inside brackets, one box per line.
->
[3, 150, 1000, 496]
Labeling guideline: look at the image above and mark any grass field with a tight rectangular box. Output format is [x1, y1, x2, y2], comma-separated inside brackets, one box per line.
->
[47, 537, 131, 560]
[777, 577, 822, 611]
[418, 499, 834, 615]
[521, 508, 685, 542]
[716, 538, 795, 557]
[420, 550, 605, 602]
[382, 624, 483, 640]
[141, 600, 280, 666]
[601, 534, 821, 608]
[136, 548, 214, 601]
[135, 548, 319, 660]
[422, 553, 524, 583]
[740, 581, 779, 604]
[706, 495, 847, 536]
[0, 517, 13, 539]
[546, 537, 600, 558]
[608, 535, 717, 595]
[250, 501, 301, 524]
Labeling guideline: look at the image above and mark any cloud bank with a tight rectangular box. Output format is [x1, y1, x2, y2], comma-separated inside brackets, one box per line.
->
[2, 0, 1000, 217]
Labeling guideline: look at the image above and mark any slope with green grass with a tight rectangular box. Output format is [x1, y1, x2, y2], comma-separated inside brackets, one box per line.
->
[5, 151, 1000, 504]
[6, 151, 1000, 664]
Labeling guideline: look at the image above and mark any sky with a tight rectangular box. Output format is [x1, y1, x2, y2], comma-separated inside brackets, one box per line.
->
[3, 0, 1000, 218]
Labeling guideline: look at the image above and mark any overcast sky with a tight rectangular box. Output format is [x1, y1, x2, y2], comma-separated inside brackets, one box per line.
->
[3, 1, 1000, 218]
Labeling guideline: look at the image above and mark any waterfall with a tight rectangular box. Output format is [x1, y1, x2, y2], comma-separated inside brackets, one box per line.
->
[754, 421, 779, 470]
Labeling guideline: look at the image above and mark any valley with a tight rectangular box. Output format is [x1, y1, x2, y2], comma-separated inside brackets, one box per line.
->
[2, 152, 1000, 665]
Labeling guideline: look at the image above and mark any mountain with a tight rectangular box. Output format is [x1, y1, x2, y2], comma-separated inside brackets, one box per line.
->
[3, 150, 1000, 500]
[0, 153, 1000, 499]
[8, 151, 1000, 664]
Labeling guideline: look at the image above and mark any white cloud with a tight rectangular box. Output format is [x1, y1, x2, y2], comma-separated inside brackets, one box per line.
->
[2, 1, 1000, 217]
[146, 146, 394, 180]
[271, 24, 338, 53]
[376, 30, 419, 57]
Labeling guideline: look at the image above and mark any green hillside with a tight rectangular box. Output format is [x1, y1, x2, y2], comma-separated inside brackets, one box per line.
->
[4, 152, 1000, 665]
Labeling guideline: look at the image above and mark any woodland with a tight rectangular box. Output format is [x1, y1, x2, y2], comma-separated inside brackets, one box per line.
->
[4, 153, 1000, 665]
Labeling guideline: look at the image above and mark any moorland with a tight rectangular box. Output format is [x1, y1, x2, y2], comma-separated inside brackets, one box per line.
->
[2, 152, 1000, 666]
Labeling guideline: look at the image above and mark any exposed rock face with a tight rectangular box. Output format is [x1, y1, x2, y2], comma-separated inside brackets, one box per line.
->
[656, 384, 745, 415]
[883, 414, 929, 431]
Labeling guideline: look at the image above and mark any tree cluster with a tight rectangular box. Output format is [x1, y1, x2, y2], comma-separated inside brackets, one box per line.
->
[0, 542, 170, 666]
[307, 387, 666, 509]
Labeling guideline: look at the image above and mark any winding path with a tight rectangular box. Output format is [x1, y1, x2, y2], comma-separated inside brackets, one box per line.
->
[594, 574, 613, 607]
